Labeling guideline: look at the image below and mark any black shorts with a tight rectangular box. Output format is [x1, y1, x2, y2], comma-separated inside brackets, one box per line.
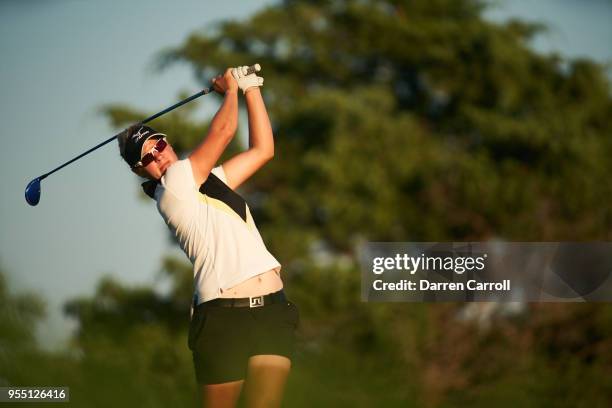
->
[188, 291, 300, 385]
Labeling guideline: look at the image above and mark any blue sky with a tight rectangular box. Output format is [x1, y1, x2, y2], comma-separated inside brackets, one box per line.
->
[1, 0, 610, 349]
[485, 0, 612, 64]
[0, 0, 276, 348]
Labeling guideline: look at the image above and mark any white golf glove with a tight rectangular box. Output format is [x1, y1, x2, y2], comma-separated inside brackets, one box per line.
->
[231, 65, 264, 94]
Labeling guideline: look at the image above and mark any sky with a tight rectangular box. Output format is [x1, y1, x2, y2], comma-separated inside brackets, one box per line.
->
[1, 0, 611, 349]
[0, 0, 275, 348]
[484, 0, 612, 65]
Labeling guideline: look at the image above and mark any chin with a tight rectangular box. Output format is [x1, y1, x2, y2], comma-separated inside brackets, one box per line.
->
[158, 167, 169, 179]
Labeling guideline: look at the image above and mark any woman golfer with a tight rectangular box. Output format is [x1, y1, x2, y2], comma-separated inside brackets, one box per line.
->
[118, 65, 298, 407]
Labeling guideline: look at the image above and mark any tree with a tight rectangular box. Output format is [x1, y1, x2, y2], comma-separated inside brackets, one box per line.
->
[109, 0, 612, 250]
[94, 0, 612, 405]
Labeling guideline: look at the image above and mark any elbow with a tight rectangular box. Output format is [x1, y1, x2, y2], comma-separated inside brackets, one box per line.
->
[262, 147, 274, 162]
[252, 143, 274, 162]
[253, 148, 274, 165]
[266, 147, 274, 161]
[225, 128, 237, 143]
[222, 122, 238, 140]
[211, 126, 236, 144]
[213, 120, 238, 142]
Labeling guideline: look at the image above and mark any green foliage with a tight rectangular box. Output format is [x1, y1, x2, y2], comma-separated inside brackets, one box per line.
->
[50, 0, 612, 405]
[0, 272, 45, 351]
[152, 0, 612, 246]
[64, 272, 192, 347]
[0, 270, 47, 390]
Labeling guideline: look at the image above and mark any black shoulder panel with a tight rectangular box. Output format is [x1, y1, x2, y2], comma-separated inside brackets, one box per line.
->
[200, 173, 247, 222]
[142, 173, 247, 223]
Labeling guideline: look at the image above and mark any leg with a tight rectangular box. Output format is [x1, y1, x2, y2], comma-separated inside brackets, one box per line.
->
[201, 379, 244, 408]
[244, 355, 291, 408]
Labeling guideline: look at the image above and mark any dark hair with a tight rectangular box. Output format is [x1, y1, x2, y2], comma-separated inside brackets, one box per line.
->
[117, 124, 141, 166]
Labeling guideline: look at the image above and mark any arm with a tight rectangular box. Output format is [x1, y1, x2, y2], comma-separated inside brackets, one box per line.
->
[189, 68, 239, 187]
[222, 87, 274, 190]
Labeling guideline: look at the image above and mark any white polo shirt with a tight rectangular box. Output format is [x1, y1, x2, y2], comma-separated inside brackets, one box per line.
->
[153, 159, 281, 304]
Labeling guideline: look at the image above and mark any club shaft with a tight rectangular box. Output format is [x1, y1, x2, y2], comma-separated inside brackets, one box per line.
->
[140, 87, 211, 124]
[36, 63, 259, 180]
[40, 87, 214, 180]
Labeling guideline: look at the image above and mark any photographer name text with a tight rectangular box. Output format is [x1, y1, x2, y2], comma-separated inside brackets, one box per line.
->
[372, 279, 511, 291]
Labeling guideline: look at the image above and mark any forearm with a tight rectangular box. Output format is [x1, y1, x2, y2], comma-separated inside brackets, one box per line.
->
[244, 88, 274, 158]
[210, 90, 239, 138]
[189, 89, 238, 186]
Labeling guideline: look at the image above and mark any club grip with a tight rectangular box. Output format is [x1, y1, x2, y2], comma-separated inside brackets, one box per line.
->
[245, 63, 261, 75]
[204, 64, 261, 94]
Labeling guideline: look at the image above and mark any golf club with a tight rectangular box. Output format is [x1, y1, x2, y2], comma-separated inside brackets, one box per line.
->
[25, 64, 261, 206]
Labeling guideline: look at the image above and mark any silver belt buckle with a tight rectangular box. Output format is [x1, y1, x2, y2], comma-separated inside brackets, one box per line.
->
[249, 295, 264, 308]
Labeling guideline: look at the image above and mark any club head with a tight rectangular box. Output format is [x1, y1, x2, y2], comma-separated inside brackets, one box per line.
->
[25, 178, 41, 206]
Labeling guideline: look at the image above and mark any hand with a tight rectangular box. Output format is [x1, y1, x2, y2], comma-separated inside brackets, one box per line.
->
[231, 65, 264, 94]
[211, 68, 239, 95]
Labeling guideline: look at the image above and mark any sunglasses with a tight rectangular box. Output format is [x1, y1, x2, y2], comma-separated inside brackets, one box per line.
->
[134, 137, 168, 168]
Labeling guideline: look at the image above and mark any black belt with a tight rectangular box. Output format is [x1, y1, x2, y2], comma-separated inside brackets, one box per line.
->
[202, 289, 287, 308]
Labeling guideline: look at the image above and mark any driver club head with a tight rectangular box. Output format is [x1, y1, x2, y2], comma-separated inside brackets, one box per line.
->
[25, 178, 41, 206]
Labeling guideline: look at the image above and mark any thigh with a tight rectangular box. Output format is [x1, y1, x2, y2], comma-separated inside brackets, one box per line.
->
[244, 355, 291, 408]
[251, 300, 300, 358]
[201, 379, 244, 408]
[190, 306, 252, 385]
